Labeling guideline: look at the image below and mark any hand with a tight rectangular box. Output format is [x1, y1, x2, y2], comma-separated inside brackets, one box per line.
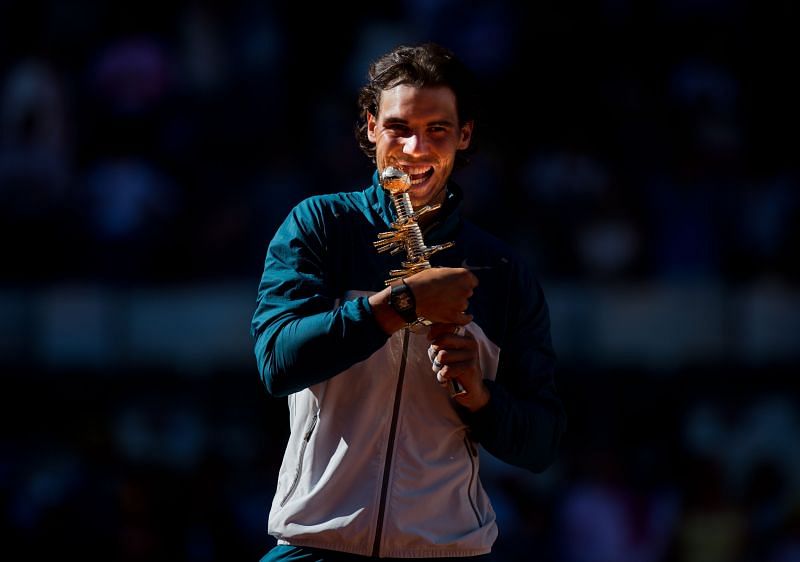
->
[428, 323, 490, 412]
[368, 267, 478, 335]
[404, 267, 478, 325]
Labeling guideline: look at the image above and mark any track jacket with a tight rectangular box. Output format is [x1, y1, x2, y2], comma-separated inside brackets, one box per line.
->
[251, 172, 565, 558]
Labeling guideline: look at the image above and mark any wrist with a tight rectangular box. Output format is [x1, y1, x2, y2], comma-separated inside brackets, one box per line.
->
[368, 287, 408, 335]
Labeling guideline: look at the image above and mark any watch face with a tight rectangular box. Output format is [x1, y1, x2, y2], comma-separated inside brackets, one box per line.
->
[394, 291, 413, 311]
[391, 283, 417, 322]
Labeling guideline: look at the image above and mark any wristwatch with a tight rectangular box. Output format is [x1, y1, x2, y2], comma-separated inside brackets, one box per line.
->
[389, 280, 418, 324]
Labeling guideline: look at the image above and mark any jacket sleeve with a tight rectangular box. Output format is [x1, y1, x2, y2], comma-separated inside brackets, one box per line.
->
[250, 200, 389, 397]
[461, 263, 566, 473]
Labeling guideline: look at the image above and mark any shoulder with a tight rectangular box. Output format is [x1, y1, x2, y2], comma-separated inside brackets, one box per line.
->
[281, 189, 373, 236]
[290, 191, 364, 217]
[266, 191, 369, 253]
[290, 189, 373, 222]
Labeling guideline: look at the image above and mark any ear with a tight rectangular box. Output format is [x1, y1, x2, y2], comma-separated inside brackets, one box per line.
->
[458, 120, 474, 150]
[366, 112, 377, 143]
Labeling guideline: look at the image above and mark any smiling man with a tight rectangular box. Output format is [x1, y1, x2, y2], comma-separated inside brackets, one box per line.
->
[367, 83, 472, 210]
[251, 43, 566, 561]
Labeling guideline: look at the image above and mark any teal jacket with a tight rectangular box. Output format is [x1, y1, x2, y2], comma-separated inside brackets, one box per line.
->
[251, 172, 565, 557]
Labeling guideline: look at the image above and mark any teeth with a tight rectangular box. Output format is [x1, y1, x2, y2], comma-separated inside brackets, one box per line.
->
[403, 166, 432, 185]
[403, 166, 432, 175]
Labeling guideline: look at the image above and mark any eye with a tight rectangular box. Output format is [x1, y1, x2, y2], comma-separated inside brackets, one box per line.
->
[382, 125, 409, 138]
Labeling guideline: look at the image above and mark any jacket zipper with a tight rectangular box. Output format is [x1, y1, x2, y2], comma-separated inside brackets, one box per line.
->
[371, 328, 410, 557]
[463, 437, 482, 525]
[279, 408, 319, 507]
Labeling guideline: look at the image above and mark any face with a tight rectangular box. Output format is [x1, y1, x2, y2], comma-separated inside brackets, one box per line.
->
[367, 84, 473, 209]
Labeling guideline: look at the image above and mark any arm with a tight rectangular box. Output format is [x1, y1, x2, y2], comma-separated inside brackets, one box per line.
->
[251, 199, 480, 397]
[251, 202, 390, 397]
[459, 267, 566, 473]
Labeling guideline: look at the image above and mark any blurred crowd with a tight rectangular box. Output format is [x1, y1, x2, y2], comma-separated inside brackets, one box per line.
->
[4, 366, 800, 561]
[1, 1, 797, 285]
[1, 1, 799, 561]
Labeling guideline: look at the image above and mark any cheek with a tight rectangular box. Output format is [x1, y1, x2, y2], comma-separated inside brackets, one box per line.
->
[433, 138, 459, 158]
[436, 145, 458, 167]
[375, 135, 398, 156]
[375, 145, 392, 167]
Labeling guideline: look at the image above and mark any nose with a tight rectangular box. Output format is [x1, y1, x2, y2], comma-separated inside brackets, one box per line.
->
[402, 133, 426, 155]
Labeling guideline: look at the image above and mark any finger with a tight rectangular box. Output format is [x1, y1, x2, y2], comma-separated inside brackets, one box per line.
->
[436, 362, 476, 384]
[453, 313, 473, 326]
[435, 348, 477, 365]
[431, 334, 478, 350]
[431, 318, 467, 333]
[436, 364, 458, 385]
[435, 363, 466, 386]
[444, 360, 475, 374]
[427, 323, 461, 341]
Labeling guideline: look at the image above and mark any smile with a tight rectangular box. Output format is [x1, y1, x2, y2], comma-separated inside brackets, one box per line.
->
[403, 166, 434, 185]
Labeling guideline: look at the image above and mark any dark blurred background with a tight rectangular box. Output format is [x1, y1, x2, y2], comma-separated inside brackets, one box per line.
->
[1, 1, 799, 561]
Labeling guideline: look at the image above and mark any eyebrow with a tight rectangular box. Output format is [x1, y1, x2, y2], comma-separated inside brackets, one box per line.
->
[382, 117, 456, 127]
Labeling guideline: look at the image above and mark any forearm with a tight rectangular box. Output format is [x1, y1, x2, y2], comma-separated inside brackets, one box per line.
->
[464, 379, 566, 472]
[255, 296, 389, 396]
[368, 286, 408, 335]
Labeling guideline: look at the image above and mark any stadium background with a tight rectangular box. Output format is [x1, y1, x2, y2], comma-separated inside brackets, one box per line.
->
[1, 2, 798, 560]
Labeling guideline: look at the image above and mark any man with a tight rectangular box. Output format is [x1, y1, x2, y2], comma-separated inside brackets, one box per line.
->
[251, 43, 565, 561]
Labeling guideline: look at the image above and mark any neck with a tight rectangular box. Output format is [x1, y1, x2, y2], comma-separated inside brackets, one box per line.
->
[413, 187, 448, 231]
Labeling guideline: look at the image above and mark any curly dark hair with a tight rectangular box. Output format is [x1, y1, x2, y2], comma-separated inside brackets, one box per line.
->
[354, 42, 479, 169]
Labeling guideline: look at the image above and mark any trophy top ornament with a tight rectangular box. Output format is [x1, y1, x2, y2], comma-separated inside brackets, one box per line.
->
[380, 166, 411, 194]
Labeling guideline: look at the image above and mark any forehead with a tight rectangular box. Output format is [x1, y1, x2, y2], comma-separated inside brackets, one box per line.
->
[377, 84, 458, 122]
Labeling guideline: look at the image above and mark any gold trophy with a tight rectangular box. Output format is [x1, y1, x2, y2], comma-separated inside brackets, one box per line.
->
[374, 166, 455, 284]
[374, 166, 465, 396]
